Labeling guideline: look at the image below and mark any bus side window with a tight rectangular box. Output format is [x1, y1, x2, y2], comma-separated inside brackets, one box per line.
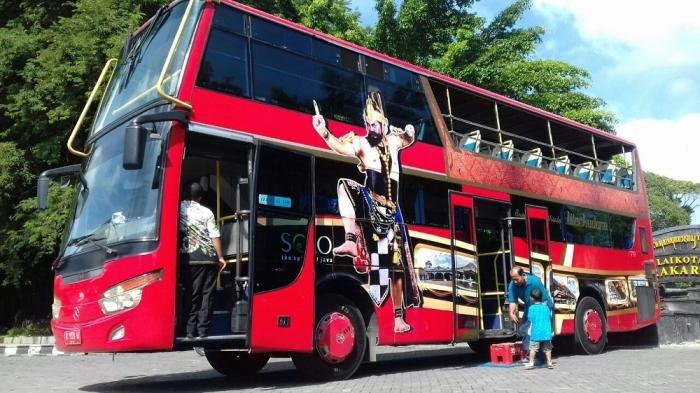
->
[640, 227, 648, 254]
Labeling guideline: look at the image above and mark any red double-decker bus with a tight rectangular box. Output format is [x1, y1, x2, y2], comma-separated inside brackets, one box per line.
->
[39, 0, 659, 380]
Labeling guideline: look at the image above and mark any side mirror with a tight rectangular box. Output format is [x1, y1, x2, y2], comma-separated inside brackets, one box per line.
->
[123, 121, 148, 170]
[37, 176, 50, 210]
[36, 164, 82, 210]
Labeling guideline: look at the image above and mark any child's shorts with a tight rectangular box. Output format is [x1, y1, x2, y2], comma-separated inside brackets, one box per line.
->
[529, 340, 553, 352]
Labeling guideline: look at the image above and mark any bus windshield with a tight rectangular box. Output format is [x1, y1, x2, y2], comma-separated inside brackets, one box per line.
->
[92, 1, 200, 133]
[62, 126, 164, 257]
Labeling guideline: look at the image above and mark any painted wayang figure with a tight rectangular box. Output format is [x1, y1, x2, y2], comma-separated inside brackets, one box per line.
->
[312, 91, 422, 333]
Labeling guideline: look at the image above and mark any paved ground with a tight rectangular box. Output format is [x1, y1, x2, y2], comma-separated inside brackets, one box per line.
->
[1, 340, 696, 392]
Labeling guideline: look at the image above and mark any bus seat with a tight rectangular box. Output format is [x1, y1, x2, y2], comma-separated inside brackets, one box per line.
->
[617, 168, 635, 189]
[549, 155, 571, 175]
[521, 148, 542, 168]
[459, 130, 481, 153]
[492, 140, 514, 161]
[221, 218, 249, 259]
[574, 161, 594, 181]
[598, 162, 619, 184]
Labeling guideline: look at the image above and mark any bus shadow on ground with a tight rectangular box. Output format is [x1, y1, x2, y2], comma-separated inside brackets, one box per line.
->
[80, 339, 661, 392]
[80, 347, 486, 392]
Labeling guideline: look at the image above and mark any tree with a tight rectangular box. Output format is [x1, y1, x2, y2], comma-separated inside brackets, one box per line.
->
[373, 0, 616, 132]
[644, 172, 700, 231]
[0, 0, 167, 330]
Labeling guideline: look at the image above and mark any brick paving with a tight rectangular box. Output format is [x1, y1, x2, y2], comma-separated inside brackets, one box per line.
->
[0, 342, 696, 392]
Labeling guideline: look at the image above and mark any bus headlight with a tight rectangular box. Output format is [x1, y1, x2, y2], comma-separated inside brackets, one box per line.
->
[98, 271, 161, 315]
[52, 297, 61, 319]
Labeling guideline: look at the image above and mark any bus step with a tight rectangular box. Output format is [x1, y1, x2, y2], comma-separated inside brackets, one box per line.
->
[482, 328, 516, 338]
[176, 334, 247, 349]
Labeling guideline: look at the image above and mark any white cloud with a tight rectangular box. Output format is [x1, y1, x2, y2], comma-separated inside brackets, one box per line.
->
[617, 113, 700, 183]
[533, 0, 700, 70]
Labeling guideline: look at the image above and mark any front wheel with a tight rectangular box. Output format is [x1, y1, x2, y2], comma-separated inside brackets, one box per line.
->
[292, 294, 366, 381]
[575, 296, 607, 354]
[205, 351, 270, 377]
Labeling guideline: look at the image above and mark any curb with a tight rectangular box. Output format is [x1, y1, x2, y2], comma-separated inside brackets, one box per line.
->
[0, 336, 73, 357]
[1, 344, 66, 356]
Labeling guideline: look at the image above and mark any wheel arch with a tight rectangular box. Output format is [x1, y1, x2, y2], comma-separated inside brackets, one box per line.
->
[317, 272, 376, 325]
[578, 282, 607, 318]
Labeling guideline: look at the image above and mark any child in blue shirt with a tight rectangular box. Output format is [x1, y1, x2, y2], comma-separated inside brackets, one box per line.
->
[525, 288, 554, 369]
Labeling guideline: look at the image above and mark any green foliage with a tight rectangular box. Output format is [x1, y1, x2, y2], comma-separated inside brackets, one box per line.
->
[3, 320, 51, 337]
[1, 184, 74, 288]
[0, 0, 164, 325]
[375, 0, 616, 132]
[644, 172, 700, 231]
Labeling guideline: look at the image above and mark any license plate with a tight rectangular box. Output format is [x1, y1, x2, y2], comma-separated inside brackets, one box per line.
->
[64, 330, 82, 345]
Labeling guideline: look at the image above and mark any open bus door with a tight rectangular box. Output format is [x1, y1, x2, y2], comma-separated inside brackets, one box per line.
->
[524, 205, 551, 288]
[448, 192, 480, 342]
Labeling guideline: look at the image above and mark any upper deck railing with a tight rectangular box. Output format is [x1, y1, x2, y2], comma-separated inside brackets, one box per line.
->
[443, 113, 636, 190]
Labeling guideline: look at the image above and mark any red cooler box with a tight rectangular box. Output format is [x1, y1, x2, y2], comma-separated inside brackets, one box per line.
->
[490, 342, 524, 365]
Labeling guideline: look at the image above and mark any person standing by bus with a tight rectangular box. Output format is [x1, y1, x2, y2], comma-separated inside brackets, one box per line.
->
[523, 288, 554, 369]
[180, 182, 226, 339]
[507, 267, 553, 352]
[312, 91, 421, 333]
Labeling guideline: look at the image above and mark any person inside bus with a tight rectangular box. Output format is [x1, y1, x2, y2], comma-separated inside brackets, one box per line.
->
[507, 267, 553, 360]
[179, 182, 226, 339]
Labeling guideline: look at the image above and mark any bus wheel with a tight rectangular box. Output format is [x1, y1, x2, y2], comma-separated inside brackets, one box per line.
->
[292, 294, 366, 381]
[575, 296, 607, 354]
[205, 351, 270, 377]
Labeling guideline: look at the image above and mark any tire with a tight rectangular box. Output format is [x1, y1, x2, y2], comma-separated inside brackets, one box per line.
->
[205, 351, 270, 377]
[292, 294, 366, 381]
[467, 340, 491, 357]
[575, 296, 607, 354]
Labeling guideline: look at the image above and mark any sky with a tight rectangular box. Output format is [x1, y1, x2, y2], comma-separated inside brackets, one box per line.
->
[350, 0, 700, 224]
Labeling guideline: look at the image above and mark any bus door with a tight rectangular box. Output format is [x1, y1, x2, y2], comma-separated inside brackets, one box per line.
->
[249, 144, 315, 353]
[524, 205, 551, 287]
[449, 192, 479, 342]
[178, 130, 254, 345]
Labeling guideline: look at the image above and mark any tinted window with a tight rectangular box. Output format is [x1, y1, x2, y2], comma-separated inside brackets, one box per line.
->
[368, 77, 441, 146]
[510, 196, 635, 250]
[254, 147, 312, 293]
[315, 158, 364, 215]
[212, 6, 245, 34]
[400, 175, 458, 227]
[313, 40, 358, 70]
[610, 215, 635, 249]
[252, 17, 311, 56]
[197, 29, 250, 97]
[256, 147, 312, 215]
[252, 42, 364, 124]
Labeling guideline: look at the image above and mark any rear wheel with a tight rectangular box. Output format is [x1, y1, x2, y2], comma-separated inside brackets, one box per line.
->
[205, 351, 270, 377]
[292, 294, 366, 381]
[575, 296, 607, 354]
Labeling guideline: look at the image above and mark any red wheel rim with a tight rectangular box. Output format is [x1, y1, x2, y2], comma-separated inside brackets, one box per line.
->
[316, 311, 355, 364]
[583, 309, 603, 343]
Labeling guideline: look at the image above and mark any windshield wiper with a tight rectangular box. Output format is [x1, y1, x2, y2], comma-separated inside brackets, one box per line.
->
[67, 233, 118, 256]
[121, 6, 166, 89]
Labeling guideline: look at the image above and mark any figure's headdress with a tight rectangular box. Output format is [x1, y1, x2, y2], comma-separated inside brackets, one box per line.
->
[363, 90, 387, 127]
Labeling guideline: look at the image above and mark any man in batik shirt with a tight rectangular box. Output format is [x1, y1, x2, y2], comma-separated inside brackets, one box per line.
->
[180, 182, 226, 339]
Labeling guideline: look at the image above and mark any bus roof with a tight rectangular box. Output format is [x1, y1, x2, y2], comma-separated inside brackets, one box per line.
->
[223, 0, 635, 148]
